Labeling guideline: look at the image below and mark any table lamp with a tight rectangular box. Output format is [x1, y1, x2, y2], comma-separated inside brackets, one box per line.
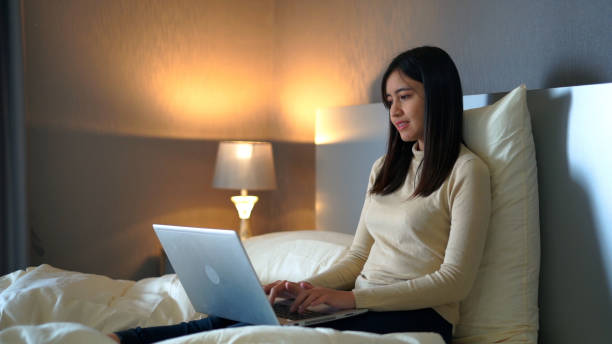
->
[212, 141, 276, 240]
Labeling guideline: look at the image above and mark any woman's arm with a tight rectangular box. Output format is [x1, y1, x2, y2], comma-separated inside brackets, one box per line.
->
[263, 195, 371, 311]
[270, 158, 383, 312]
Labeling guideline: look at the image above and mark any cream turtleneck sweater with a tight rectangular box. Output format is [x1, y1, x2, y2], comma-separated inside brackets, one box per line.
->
[306, 143, 491, 325]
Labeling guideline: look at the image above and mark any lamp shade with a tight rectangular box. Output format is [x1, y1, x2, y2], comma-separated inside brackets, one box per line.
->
[212, 141, 277, 190]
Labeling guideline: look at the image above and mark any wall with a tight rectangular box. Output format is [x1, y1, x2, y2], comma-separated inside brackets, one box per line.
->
[275, 0, 612, 139]
[24, 0, 612, 283]
[527, 84, 612, 343]
[24, 0, 315, 280]
[25, 0, 276, 140]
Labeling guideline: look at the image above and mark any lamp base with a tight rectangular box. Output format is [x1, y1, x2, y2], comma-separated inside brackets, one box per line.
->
[239, 218, 252, 241]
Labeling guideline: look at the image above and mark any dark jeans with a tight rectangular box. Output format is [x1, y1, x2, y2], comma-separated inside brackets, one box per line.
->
[115, 308, 452, 344]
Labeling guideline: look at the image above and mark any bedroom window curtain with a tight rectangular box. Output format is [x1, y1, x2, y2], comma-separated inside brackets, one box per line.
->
[1, 0, 28, 275]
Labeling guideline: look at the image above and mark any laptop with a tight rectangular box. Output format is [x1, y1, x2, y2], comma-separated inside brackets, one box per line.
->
[153, 224, 368, 326]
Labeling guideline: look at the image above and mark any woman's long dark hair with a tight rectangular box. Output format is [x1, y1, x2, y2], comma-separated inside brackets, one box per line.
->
[370, 46, 463, 197]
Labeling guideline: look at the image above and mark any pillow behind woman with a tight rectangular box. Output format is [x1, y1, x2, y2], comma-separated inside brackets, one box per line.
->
[456, 85, 540, 344]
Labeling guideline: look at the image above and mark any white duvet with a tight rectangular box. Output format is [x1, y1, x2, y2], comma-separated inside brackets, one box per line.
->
[0, 264, 443, 344]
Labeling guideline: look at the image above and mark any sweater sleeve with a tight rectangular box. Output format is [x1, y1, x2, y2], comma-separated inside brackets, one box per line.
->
[352, 157, 491, 310]
[305, 158, 382, 290]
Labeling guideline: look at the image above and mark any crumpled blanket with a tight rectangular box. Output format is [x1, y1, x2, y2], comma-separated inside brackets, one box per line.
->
[0, 265, 443, 343]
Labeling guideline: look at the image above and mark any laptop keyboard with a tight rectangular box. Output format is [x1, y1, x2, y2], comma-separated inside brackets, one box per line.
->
[273, 302, 328, 320]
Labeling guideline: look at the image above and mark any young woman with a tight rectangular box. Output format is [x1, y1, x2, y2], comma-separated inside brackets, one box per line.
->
[110, 46, 491, 344]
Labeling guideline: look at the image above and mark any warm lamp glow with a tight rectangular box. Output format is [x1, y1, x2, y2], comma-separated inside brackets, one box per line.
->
[146, 63, 274, 140]
[156, 70, 261, 120]
[316, 104, 387, 145]
[314, 134, 332, 145]
[315, 108, 334, 145]
[235, 144, 253, 159]
[278, 70, 351, 143]
[231, 195, 259, 219]
[315, 107, 345, 145]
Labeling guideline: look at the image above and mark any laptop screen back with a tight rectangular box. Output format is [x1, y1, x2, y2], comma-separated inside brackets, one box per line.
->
[153, 224, 279, 325]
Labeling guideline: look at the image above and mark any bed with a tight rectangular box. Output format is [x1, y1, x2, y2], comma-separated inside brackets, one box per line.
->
[2, 82, 612, 343]
[0, 232, 442, 344]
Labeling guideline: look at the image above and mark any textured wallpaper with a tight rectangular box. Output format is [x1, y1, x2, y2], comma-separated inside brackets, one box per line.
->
[273, 0, 612, 141]
[24, 0, 276, 141]
[23, 0, 612, 142]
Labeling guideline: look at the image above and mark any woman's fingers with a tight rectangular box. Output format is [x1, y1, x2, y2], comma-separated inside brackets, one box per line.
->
[283, 281, 303, 294]
[290, 288, 326, 313]
[289, 289, 310, 312]
[267, 280, 307, 304]
[299, 281, 314, 290]
[263, 280, 282, 294]
[308, 295, 326, 308]
[266, 280, 320, 307]
[267, 280, 287, 304]
[297, 292, 323, 313]
[289, 288, 355, 312]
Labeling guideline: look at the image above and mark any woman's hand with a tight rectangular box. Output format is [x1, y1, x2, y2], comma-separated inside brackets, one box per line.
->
[263, 280, 313, 305]
[290, 287, 356, 313]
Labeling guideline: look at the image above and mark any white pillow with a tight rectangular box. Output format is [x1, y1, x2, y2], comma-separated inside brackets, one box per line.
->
[456, 85, 540, 343]
[244, 230, 353, 285]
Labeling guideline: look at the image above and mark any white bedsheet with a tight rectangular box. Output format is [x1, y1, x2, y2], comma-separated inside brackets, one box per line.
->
[0, 264, 444, 344]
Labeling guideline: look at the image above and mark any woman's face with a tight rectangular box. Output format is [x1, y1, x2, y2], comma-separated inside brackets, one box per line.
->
[385, 70, 426, 149]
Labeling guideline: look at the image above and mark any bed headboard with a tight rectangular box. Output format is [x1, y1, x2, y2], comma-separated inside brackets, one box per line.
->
[315, 83, 612, 342]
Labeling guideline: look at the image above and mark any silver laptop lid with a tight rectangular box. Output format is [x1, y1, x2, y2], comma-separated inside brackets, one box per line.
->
[153, 224, 279, 325]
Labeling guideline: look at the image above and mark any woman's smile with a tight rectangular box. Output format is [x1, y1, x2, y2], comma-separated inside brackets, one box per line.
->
[395, 120, 410, 130]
